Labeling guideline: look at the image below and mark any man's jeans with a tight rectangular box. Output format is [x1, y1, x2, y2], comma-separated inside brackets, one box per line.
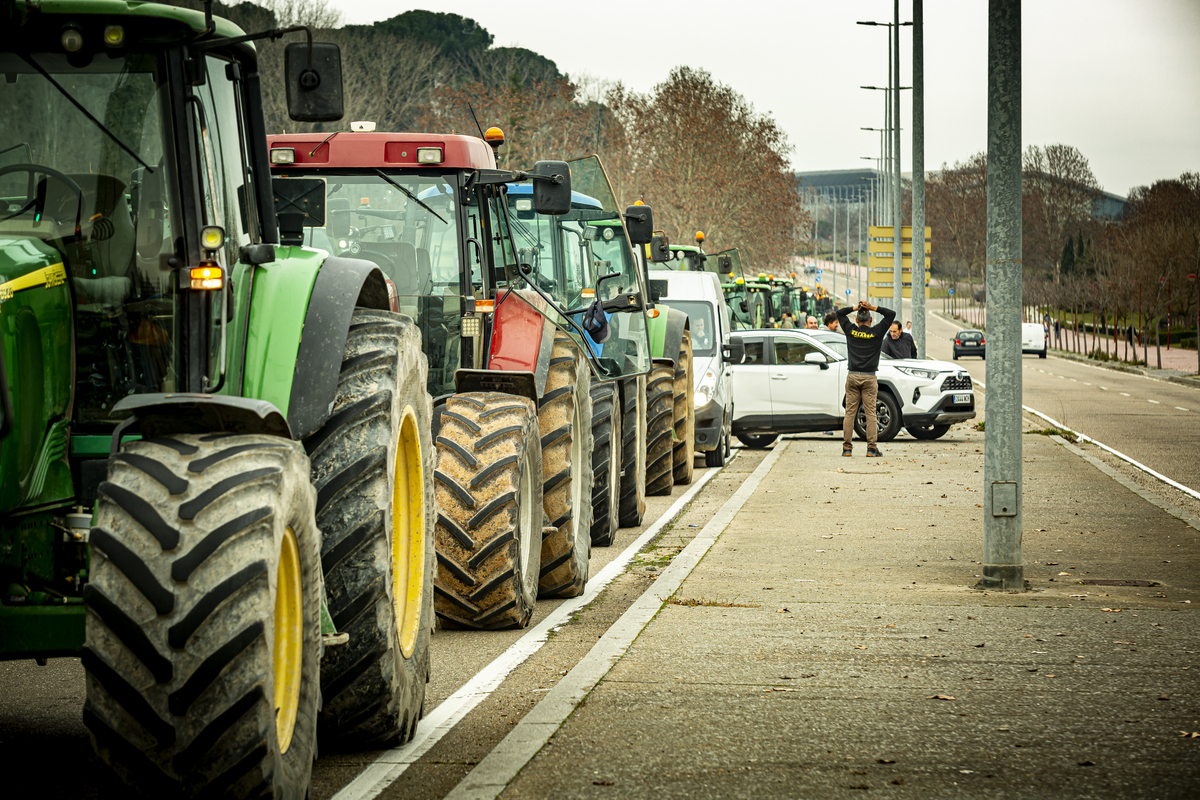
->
[844, 373, 879, 447]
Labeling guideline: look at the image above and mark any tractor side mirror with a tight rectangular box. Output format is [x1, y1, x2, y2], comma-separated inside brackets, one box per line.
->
[623, 204, 653, 245]
[648, 233, 671, 263]
[285, 42, 344, 122]
[529, 161, 571, 215]
[723, 339, 745, 364]
[718, 255, 732, 272]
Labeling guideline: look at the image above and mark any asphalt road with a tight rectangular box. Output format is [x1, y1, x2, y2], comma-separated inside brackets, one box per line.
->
[911, 302, 1200, 493]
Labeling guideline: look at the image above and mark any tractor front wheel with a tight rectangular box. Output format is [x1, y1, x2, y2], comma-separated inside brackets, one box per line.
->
[589, 382, 622, 547]
[645, 363, 676, 496]
[84, 435, 321, 799]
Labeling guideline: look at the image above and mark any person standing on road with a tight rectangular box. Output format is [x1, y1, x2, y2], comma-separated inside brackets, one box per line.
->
[837, 300, 896, 457]
[882, 320, 917, 359]
[824, 311, 840, 332]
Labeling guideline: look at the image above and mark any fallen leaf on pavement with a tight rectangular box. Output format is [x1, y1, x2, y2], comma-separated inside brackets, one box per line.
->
[778, 608, 791, 613]
[853, 644, 867, 649]
[1113, 641, 1135, 644]
[1159, 694, 1172, 701]
[593, 780, 614, 786]
[974, 643, 986, 648]
[1058, 572, 1072, 576]
[1078, 761, 1096, 767]
[927, 695, 956, 701]
[877, 759, 896, 764]
[1102, 608, 1122, 612]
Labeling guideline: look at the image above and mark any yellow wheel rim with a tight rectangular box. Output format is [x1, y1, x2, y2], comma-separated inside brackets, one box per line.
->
[393, 407, 425, 659]
[274, 527, 303, 754]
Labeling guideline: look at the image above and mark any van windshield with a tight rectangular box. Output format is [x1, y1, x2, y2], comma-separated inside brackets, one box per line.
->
[662, 299, 716, 356]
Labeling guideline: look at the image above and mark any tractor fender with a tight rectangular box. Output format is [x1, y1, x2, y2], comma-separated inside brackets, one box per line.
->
[487, 290, 555, 399]
[286, 255, 390, 439]
[109, 394, 292, 447]
[659, 306, 691, 367]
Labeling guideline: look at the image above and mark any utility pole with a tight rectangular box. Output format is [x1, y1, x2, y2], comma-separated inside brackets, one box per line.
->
[912, 0, 926, 358]
[891, 0, 903, 311]
[832, 188, 838, 301]
[981, 0, 1024, 592]
[846, 187, 851, 303]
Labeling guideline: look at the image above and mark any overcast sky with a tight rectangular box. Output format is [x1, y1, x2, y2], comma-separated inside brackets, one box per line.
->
[327, 0, 1200, 197]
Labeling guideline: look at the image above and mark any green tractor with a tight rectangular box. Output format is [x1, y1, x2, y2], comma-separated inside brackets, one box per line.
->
[265, 136, 652, 627]
[1, 1, 440, 796]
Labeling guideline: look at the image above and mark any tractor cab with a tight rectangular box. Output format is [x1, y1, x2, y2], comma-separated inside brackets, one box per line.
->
[267, 133, 648, 397]
[505, 155, 651, 380]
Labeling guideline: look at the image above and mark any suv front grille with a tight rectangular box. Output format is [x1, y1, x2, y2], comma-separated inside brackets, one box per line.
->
[940, 374, 972, 392]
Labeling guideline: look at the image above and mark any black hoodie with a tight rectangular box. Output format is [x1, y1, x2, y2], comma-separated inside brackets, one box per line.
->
[836, 305, 897, 374]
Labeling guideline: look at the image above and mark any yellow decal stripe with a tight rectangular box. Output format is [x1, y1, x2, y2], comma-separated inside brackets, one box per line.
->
[0, 262, 67, 304]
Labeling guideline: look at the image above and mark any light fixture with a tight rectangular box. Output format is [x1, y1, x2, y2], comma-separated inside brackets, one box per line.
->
[103, 25, 124, 47]
[270, 147, 296, 164]
[61, 26, 84, 52]
[417, 147, 443, 164]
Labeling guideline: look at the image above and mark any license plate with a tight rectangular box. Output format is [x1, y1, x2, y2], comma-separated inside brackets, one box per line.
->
[953, 393, 971, 404]
[965, 341, 977, 346]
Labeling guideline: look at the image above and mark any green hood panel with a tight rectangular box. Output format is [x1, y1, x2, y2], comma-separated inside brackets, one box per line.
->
[12, 1, 248, 39]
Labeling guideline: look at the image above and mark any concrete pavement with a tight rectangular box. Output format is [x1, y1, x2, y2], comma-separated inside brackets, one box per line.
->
[486, 404, 1200, 798]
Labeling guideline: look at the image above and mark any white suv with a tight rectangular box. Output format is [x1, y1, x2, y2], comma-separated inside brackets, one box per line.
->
[730, 329, 976, 445]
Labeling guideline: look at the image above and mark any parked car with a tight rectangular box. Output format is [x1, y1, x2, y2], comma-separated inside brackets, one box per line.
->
[954, 329, 986, 359]
[730, 329, 976, 444]
[1022, 322, 1048, 358]
[647, 270, 737, 466]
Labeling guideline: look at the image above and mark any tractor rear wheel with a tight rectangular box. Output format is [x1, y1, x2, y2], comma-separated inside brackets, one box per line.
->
[645, 363, 675, 496]
[434, 393, 543, 629]
[588, 382, 621, 547]
[617, 376, 646, 528]
[672, 331, 695, 485]
[304, 309, 434, 748]
[84, 435, 321, 799]
[538, 333, 594, 598]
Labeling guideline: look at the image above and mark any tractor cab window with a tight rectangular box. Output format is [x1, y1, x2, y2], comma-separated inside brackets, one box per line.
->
[0, 50, 180, 426]
[283, 172, 465, 397]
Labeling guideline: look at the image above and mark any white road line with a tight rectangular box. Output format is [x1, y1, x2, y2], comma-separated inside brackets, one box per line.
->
[973, 377, 1200, 501]
[1177, 407, 1190, 412]
[1148, 399, 1160, 404]
[445, 441, 791, 800]
[1120, 392, 1131, 396]
[331, 462, 728, 800]
[1100, 386, 1108, 390]
[1084, 382, 1091, 386]
[1022, 406, 1200, 502]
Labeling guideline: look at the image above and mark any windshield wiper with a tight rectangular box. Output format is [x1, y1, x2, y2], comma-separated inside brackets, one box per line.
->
[19, 54, 152, 173]
[372, 168, 446, 225]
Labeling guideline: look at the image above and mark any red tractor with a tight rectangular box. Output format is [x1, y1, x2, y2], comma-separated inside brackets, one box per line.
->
[267, 129, 654, 629]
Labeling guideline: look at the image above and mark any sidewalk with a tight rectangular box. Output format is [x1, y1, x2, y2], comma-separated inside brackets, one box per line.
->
[500, 413, 1200, 797]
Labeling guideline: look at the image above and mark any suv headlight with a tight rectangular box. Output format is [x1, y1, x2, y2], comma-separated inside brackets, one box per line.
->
[694, 367, 717, 407]
[894, 366, 939, 380]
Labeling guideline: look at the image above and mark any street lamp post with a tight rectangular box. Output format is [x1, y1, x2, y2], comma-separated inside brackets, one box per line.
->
[1189, 274, 1200, 374]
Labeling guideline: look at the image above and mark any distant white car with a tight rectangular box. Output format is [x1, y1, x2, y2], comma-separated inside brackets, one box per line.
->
[730, 328, 976, 444]
[1022, 322, 1048, 358]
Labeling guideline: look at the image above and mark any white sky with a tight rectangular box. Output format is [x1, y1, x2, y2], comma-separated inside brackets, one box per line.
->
[327, 0, 1200, 197]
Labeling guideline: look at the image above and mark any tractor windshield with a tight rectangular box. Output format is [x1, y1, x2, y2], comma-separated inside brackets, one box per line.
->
[0, 50, 180, 427]
[285, 172, 466, 397]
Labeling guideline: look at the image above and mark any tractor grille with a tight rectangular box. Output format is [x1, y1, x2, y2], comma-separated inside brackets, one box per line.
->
[940, 374, 972, 392]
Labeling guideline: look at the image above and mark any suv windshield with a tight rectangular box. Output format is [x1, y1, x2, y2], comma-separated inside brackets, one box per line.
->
[0, 50, 179, 426]
[660, 299, 716, 357]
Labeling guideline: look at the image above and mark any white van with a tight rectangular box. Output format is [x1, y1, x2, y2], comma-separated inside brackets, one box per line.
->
[1022, 322, 1048, 358]
[647, 270, 735, 465]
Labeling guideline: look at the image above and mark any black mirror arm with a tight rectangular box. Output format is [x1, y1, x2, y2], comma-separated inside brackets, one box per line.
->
[194, 25, 312, 59]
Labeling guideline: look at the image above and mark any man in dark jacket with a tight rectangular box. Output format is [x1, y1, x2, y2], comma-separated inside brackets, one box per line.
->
[836, 300, 896, 457]
[881, 321, 917, 359]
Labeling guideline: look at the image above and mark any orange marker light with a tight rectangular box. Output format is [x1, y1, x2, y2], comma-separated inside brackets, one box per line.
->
[474, 299, 496, 313]
[484, 127, 505, 146]
[190, 264, 223, 290]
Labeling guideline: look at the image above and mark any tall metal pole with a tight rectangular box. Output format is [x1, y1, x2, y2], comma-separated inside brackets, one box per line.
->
[892, 0, 903, 310]
[832, 188, 838, 301]
[858, 197, 863, 302]
[912, 0, 926, 357]
[846, 187, 851, 304]
[981, 0, 1024, 592]
[884, 44, 892, 226]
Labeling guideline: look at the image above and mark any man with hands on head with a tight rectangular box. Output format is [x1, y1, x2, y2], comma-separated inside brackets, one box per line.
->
[836, 300, 896, 458]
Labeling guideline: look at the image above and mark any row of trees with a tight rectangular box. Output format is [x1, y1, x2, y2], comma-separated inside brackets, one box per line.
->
[172, 1, 804, 270]
[926, 141, 1199, 368]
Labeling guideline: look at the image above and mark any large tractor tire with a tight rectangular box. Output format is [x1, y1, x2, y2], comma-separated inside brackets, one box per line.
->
[645, 362, 676, 496]
[617, 376, 646, 528]
[672, 331, 696, 485]
[588, 382, 622, 547]
[537, 332, 594, 598]
[84, 435, 321, 799]
[433, 393, 543, 629]
[303, 309, 435, 748]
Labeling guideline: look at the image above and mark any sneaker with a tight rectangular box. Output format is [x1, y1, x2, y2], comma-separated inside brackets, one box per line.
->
[842, 443, 853, 457]
[866, 446, 883, 458]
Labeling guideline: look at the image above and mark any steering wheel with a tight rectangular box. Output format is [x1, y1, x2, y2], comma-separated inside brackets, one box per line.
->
[0, 163, 84, 222]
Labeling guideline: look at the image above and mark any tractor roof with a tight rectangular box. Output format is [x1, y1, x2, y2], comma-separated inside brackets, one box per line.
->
[505, 182, 602, 210]
[15, 1, 247, 38]
[268, 132, 496, 171]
